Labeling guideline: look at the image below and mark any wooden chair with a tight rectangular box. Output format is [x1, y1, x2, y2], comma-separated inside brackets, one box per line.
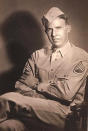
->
[65, 78, 88, 131]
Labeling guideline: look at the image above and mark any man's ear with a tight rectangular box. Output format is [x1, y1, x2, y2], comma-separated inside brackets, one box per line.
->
[67, 25, 71, 33]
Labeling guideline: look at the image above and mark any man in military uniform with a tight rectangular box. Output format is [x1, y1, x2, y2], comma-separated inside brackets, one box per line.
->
[0, 7, 88, 131]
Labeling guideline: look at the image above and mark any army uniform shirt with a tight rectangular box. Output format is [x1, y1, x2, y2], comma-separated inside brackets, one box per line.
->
[15, 42, 88, 106]
[0, 41, 88, 130]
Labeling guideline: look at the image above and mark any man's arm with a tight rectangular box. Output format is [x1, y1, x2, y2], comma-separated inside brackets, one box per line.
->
[15, 54, 39, 92]
[37, 61, 88, 103]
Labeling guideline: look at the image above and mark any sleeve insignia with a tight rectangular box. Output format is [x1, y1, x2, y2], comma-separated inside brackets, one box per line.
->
[23, 61, 29, 73]
[73, 61, 85, 73]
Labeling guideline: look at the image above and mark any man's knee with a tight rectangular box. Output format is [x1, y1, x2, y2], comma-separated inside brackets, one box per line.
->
[0, 119, 28, 131]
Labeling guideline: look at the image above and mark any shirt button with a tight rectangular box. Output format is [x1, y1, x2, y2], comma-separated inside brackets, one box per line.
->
[64, 75, 66, 77]
[55, 58, 57, 61]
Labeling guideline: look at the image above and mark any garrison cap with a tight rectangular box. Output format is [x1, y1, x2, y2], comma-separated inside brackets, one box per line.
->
[42, 7, 64, 24]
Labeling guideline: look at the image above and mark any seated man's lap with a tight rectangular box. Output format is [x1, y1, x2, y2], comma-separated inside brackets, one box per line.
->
[0, 92, 70, 130]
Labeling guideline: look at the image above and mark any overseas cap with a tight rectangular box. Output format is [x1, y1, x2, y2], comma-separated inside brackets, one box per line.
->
[43, 7, 64, 23]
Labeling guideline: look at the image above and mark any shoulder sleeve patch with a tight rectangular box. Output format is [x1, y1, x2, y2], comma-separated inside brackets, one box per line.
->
[73, 61, 85, 73]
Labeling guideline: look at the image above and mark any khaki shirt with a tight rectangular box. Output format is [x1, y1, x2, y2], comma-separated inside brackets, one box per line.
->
[15, 43, 88, 106]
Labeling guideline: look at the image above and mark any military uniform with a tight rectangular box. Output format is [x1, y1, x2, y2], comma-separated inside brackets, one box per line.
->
[15, 41, 88, 106]
[0, 7, 88, 131]
[0, 42, 88, 131]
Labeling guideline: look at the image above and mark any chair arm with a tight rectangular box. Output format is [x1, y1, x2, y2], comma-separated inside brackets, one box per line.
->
[69, 102, 88, 121]
[71, 102, 88, 112]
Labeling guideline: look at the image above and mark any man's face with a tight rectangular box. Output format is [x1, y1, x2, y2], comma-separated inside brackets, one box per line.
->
[46, 17, 71, 48]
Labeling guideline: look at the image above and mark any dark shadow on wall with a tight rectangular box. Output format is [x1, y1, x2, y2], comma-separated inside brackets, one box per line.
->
[0, 11, 44, 95]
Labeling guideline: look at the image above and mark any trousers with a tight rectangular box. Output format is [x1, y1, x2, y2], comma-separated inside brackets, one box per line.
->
[0, 92, 70, 131]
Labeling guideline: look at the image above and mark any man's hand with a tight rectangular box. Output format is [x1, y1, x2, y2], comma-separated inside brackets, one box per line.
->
[28, 76, 39, 87]
[37, 83, 49, 92]
[20, 75, 39, 88]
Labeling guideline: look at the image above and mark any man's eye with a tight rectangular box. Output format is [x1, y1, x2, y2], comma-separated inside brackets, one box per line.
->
[47, 28, 52, 32]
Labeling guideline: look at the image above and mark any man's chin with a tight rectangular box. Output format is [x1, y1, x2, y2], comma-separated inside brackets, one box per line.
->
[52, 42, 61, 48]
[51, 45, 59, 49]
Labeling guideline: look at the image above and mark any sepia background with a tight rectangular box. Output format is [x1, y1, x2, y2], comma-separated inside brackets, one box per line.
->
[0, 0, 88, 94]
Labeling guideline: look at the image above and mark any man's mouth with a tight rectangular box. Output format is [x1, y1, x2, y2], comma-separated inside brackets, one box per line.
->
[53, 38, 60, 42]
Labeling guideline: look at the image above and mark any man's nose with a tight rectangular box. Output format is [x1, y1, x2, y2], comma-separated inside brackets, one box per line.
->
[52, 29, 56, 36]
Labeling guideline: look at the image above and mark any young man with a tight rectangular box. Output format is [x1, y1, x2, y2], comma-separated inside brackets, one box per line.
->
[0, 7, 88, 131]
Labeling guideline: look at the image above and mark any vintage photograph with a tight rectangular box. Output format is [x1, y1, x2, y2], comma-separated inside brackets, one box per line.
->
[0, 0, 88, 131]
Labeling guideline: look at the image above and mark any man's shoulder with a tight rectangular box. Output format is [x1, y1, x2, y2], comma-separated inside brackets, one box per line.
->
[33, 48, 45, 56]
[31, 48, 46, 60]
[72, 44, 88, 60]
[71, 44, 88, 73]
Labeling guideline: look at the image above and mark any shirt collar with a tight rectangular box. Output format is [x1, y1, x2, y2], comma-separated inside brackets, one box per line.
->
[44, 41, 71, 57]
[55, 41, 71, 57]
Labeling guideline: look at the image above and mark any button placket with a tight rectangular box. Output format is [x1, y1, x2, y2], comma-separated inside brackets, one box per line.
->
[48, 68, 55, 81]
